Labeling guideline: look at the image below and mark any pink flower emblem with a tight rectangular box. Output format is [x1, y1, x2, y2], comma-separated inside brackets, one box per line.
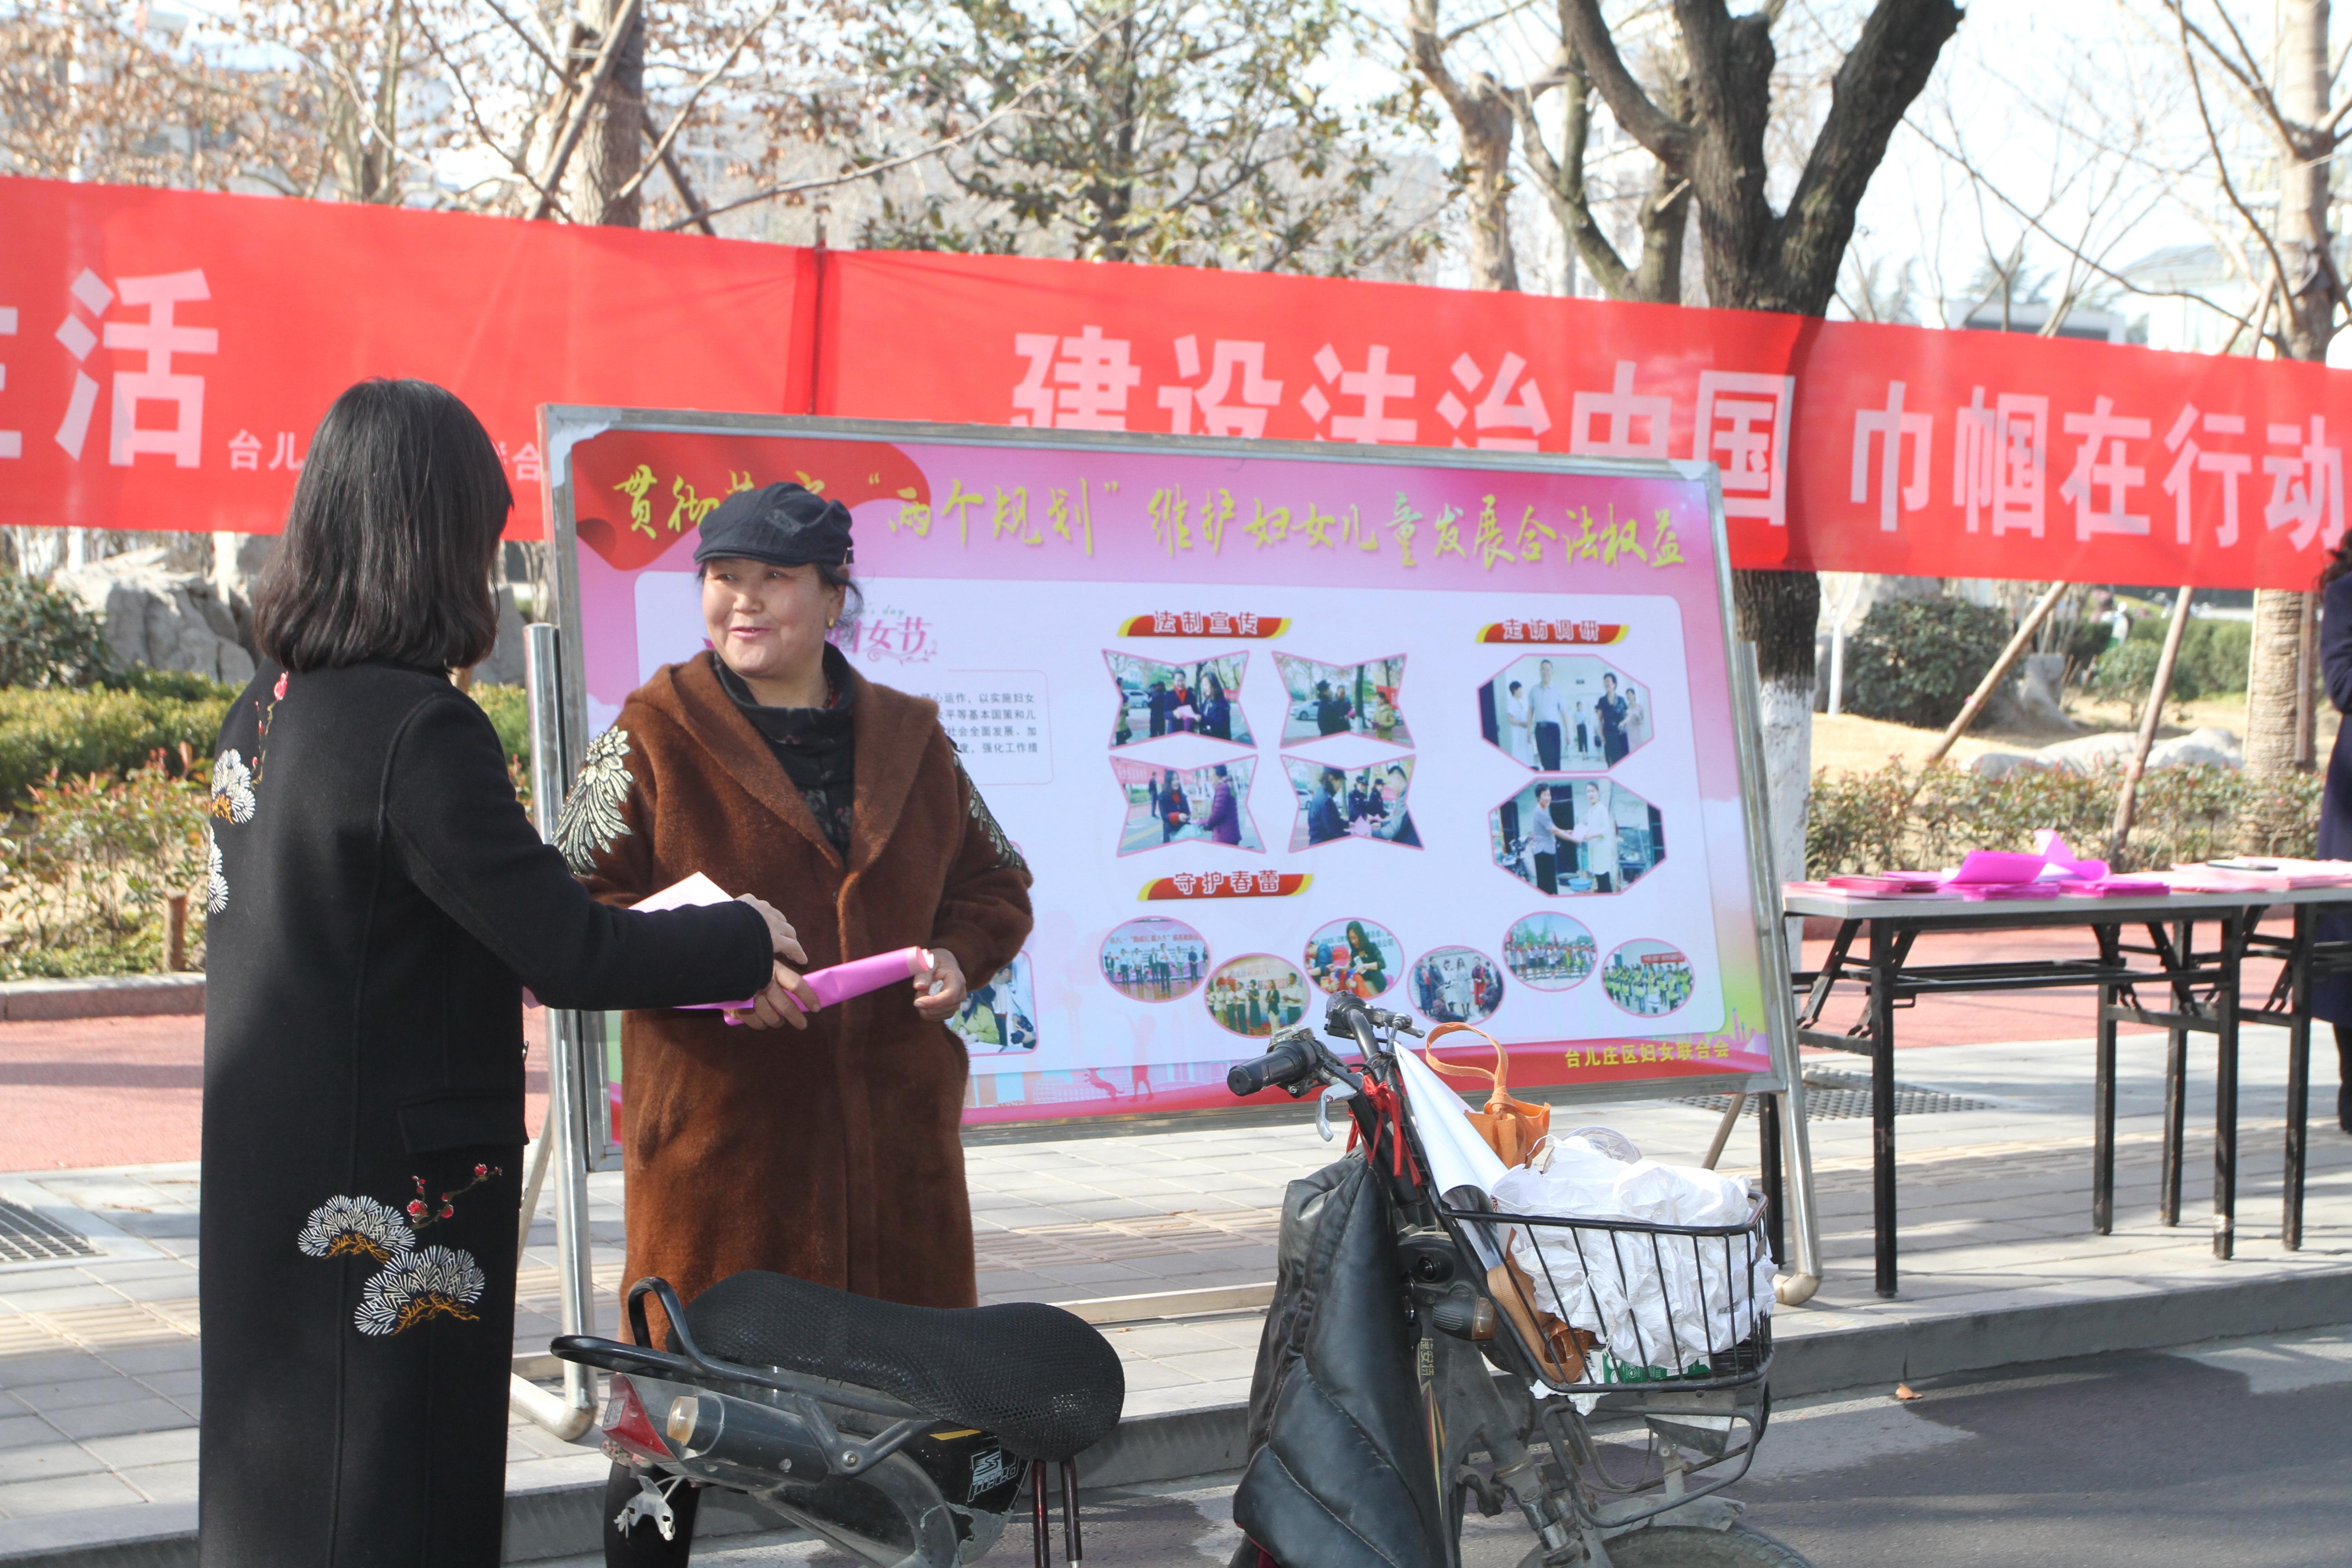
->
[273, 672, 289, 701]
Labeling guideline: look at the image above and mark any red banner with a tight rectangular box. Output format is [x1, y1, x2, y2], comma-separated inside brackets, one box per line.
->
[0, 177, 811, 538]
[6, 176, 2348, 588]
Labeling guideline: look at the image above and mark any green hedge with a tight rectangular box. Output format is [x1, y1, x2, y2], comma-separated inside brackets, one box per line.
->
[1808, 758, 2321, 878]
[0, 677, 531, 808]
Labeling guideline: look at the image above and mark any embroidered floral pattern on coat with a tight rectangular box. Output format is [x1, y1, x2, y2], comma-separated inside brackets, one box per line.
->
[554, 727, 634, 874]
[355, 1245, 488, 1336]
[205, 828, 228, 915]
[297, 1195, 414, 1263]
[210, 749, 256, 824]
[297, 1163, 501, 1336]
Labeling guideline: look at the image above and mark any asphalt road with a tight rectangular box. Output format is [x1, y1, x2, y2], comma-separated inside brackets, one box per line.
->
[553, 1321, 2352, 1568]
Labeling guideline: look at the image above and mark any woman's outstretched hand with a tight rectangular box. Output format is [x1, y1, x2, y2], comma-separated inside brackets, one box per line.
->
[911, 947, 966, 1021]
[728, 961, 820, 1030]
[736, 894, 808, 965]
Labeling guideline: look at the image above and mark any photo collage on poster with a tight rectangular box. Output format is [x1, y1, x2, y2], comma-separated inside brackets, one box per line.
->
[1081, 610, 1700, 1046]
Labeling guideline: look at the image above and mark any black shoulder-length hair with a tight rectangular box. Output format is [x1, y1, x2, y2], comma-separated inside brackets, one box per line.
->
[251, 378, 512, 672]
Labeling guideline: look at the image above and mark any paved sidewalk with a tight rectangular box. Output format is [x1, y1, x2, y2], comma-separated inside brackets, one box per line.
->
[0, 1027, 2346, 1563]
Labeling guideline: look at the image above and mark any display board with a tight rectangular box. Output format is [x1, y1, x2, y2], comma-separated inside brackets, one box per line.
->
[541, 410, 1798, 1139]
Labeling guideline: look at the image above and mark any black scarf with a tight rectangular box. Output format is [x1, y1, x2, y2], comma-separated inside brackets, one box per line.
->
[712, 647, 857, 853]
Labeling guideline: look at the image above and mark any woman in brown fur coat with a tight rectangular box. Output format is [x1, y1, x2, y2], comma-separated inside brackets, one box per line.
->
[553, 483, 1034, 1564]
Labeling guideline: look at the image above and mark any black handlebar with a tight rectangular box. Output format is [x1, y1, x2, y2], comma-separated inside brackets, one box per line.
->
[1226, 1033, 1319, 1098]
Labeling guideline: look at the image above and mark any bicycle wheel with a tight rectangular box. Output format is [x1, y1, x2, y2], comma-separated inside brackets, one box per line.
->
[1602, 1524, 1814, 1567]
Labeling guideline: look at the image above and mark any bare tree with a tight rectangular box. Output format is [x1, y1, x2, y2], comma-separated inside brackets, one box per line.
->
[1924, 3, 2348, 779]
[1406, 0, 1521, 289]
[1559, 0, 1964, 882]
[1512, 6, 1691, 303]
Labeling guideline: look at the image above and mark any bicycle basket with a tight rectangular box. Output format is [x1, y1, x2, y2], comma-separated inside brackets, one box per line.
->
[1436, 1189, 1775, 1396]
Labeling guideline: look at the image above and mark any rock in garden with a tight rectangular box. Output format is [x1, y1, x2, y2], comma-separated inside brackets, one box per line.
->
[55, 546, 256, 684]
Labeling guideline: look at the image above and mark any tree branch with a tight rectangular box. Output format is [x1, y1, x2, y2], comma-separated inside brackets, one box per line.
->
[2170, 1, 2295, 324]
[1557, 0, 1695, 166]
[529, 0, 643, 220]
[1776, 0, 1962, 309]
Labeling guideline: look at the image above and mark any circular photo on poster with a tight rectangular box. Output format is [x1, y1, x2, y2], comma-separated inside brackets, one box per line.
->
[1099, 916, 1210, 1003]
[1302, 918, 1405, 999]
[1204, 954, 1309, 1038]
[1407, 945, 1506, 1027]
[1602, 939, 1694, 1019]
[1503, 912, 1597, 992]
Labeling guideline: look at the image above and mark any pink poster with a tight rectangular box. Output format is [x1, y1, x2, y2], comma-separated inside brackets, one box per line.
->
[547, 412, 1778, 1124]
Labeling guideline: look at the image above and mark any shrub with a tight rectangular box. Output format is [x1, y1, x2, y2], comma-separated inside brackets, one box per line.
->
[2089, 637, 2166, 715]
[0, 569, 107, 688]
[1806, 760, 2320, 878]
[0, 678, 528, 810]
[1845, 598, 2015, 728]
[0, 752, 212, 977]
[0, 686, 230, 806]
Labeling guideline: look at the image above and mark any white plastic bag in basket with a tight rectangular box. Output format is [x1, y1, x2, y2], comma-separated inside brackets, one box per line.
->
[1490, 1134, 1774, 1371]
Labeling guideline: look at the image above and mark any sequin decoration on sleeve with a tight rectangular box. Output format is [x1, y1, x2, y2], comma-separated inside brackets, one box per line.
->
[355, 1245, 488, 1336]
[954, 755, 1028, 876]
[554, 726, 634, 875]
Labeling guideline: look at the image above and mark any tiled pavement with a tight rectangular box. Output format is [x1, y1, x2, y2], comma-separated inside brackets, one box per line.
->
[0, 1027, 2347, 1553]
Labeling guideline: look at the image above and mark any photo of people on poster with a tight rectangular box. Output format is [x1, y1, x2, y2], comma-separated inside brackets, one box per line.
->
[1275, 652, 1411, 745]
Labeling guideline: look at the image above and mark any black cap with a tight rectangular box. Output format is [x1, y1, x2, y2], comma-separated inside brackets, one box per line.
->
[691, 481, 854, 569]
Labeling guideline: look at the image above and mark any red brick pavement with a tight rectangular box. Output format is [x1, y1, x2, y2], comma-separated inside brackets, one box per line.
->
[0, 1009, 550, 1171]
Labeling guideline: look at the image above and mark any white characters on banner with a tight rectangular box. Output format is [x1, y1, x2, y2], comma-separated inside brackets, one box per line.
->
[50, 267, 216, 467]
[1156, 335, 1282, 436]
[1691, 371, 1794, 529]
[2262, 415, 2346, 551]
[1568, 361, 1671, 459]
[1851, 380, 1932, 531]
[1954, 388, 2048, 537]
[227, 429, 309, 472]
[1013, 326, 1143, 430]
[1437, 352, 1551, 451]
[1302, 343, 1416, 443]
[0, 304, 18, 460]
[2160, 405, 2250, 547]
[2059, 396, 2152, 541]
[497, 441, 545, 484]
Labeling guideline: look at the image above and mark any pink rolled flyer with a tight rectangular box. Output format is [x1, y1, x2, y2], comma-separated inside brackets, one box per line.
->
[636, 875, 935, 1017]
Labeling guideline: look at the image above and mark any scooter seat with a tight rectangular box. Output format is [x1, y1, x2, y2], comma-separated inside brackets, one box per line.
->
[673, 1270, 1125, 1462]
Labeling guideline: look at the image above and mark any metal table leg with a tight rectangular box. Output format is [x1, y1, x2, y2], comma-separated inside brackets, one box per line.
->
[2213, 910, 2246, 1260]
[1869, 919, 1900, 1298]
[2285, 904, 2313, 1252]
[2160, 918, 2191, 1227]
[2092, 922, 2121, 1235]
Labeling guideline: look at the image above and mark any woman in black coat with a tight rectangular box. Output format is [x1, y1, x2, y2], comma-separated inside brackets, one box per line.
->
[2315, 557, 2352, 1133]
[199, 380, 811, 1568]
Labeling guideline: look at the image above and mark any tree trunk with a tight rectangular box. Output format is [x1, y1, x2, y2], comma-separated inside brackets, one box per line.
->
[2247, 0, 2334, 779]
[1456, 83, 1520, 292]
[568, 0, 647, 228]
[1407, 1, 1519, 292]
[2247, 588, 2311, 779]
[1734, 568, 1820, 886]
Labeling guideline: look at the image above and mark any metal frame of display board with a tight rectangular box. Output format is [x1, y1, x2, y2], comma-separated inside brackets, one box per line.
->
[508, 410, 1824, 1434]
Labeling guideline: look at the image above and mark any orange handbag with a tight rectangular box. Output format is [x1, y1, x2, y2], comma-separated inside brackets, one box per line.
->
[1422, 1022, 1551, 1168]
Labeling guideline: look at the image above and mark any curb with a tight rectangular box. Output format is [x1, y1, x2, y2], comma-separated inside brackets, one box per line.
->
[0, 976, 203, 1023]
[5, 1265, 2350, 1566]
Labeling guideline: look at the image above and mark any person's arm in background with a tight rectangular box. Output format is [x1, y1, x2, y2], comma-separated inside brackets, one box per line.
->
[386, 692, 774, 1013]
[920, 752, 1037, 1023]
[2324, 574, 2352, 716]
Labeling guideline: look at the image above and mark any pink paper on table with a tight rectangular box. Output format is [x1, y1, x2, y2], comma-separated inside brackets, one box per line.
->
[2034, 831, 2110, 882]
[1945, 851, 2050, 885]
